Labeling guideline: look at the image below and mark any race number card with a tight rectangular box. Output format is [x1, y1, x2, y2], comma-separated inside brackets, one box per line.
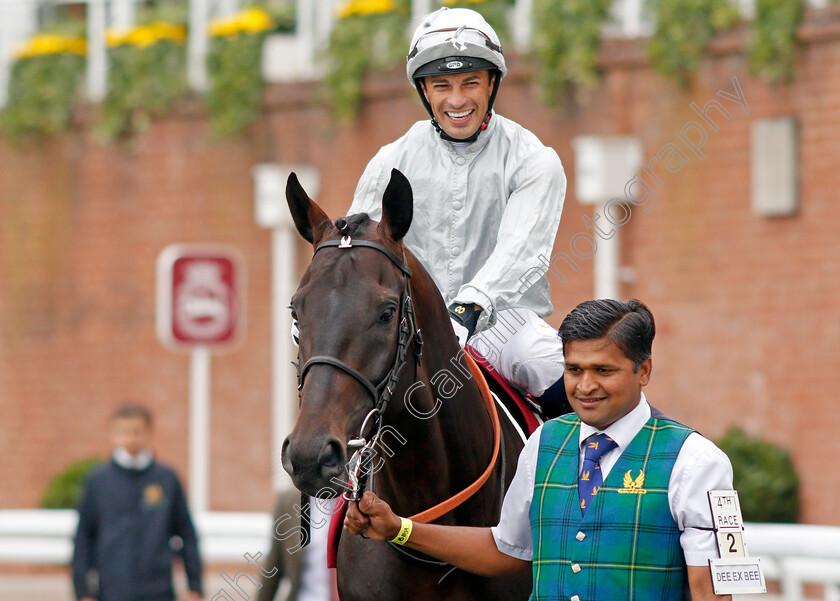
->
[709, 490, 744, 534]
[709, 557, 766, 595]
[707, 490, 766, 595]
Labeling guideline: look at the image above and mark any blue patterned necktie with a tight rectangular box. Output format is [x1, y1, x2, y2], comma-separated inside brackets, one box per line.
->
[578, 433, 618, 516]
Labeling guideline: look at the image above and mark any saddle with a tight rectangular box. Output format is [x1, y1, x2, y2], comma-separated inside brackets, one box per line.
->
[466, 346, 544, 437]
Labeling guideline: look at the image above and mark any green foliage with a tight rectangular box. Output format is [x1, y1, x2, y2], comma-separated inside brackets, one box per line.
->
[96, 37, 188, 141]
[136, 0, 189, 25]
[647, 0, 740, 85]
[324, 3, 410, 121]
[714, 428, 800, 523]
[443, 0, 514, 41]
[0, 53, 85, 139]
[748, 0, 805, 84]
[532, 0, 612, 106]
[204, 6, 278, 137]
[0, 0, 812, 138]
[263, 0, 297, 32]
[38, 10, 88, 38]
[206, 31, 270, 137]
[42, 457, 103, 509]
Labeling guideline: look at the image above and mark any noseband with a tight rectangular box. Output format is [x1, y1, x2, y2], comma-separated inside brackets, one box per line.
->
[295, 235, 424, 499]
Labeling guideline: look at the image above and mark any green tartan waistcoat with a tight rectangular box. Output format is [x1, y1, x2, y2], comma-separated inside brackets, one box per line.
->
[529, 411, 693, 601]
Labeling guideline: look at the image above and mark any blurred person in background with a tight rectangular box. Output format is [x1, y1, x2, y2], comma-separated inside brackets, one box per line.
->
[72, 403, 203, 601]
[257, 489, 338, 601]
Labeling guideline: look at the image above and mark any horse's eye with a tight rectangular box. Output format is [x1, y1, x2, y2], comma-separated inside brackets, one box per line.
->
[290, 308, 298, 320]
[380, 307, 396, 323]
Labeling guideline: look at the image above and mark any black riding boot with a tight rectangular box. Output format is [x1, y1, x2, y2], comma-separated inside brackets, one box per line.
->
[534, 377, 571, 420]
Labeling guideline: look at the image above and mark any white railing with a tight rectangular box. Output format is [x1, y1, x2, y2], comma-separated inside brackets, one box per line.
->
[743, 523, 840, 601]
[0, 509, 274, 563]
[1, 509, 839, 600]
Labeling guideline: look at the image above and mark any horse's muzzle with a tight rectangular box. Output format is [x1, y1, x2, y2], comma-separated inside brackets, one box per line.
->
[281, 434, 347, 497]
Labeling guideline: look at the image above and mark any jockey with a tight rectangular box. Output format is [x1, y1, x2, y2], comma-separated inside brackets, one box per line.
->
[348, 7, 568, 412]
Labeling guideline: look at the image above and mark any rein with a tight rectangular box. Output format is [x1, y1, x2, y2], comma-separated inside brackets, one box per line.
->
[408, 352, 501, 523]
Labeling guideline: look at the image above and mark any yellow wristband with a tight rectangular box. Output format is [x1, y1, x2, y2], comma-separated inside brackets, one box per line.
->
[390, 517, 413, 545]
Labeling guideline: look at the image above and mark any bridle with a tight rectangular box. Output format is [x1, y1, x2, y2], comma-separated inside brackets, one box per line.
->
[295, 234, 424, 502]
[294, 231, 501, 540]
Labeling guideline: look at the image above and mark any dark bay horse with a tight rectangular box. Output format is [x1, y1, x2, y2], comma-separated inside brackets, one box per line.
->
[281, 169, 531, 600]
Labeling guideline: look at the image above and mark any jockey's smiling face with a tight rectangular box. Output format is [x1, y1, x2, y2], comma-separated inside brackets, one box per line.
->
[563, 337, 652, 431]
[421, 70, 493, 140]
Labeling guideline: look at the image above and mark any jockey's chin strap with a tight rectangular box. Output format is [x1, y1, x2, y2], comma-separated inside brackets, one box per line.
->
[295, 235, 424, 503]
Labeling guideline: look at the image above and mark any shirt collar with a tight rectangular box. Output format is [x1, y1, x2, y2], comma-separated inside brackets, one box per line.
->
[578, 393, 651, 453]
[113, 447, 154, 471]
[435, 112, 498, 157]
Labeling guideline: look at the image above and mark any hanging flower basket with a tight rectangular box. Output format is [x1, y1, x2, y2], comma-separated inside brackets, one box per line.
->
[0, 34, 87, 138]
[96, 21, 188, 140]
[325, 0, 409, 121]
[206, 7, 276, 137]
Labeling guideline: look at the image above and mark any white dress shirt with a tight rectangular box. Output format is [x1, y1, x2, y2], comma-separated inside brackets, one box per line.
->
[491, 394, 733, 566]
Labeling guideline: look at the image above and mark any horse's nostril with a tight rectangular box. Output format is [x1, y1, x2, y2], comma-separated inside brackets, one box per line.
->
[281, 437, 293, 474]
[318, 439, 345, 477]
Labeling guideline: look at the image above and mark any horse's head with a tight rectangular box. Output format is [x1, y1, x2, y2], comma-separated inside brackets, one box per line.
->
[281, 169, 416, 497]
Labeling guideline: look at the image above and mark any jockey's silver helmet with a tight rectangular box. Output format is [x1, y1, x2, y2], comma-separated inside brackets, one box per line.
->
[406, 7, 506, 84]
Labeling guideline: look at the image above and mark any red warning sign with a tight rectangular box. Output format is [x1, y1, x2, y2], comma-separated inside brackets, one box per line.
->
[157, 245, 245, 349]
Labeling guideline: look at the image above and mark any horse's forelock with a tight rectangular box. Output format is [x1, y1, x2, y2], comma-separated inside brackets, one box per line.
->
[334, 213, 374, 238]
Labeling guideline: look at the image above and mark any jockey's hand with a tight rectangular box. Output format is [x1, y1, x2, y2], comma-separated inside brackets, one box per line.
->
[344, 491, 401, 541]
[449, 317, 470, 348]
[448, 302, 482, 348]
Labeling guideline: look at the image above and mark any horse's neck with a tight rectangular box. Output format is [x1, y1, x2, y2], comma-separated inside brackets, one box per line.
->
[373, 253, 498, 522]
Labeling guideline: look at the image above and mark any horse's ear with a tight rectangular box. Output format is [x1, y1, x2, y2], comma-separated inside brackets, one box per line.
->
[286, 172, 330, 244]
[379, 168, 413, 243]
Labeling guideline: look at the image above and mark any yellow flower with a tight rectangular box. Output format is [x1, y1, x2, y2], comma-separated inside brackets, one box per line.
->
[239, 7, 274, 33]
[15, 34, 87, 59]
[149, 22, 188, 43]
[106, 22, 186, 48]
[128, 27, 158, 48]
[209, 7, 274, 38]
[336, 0, 395, 19]
[209, 20, 239, 38]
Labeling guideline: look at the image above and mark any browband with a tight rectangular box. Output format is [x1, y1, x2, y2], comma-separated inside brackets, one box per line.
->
[314, 237, 412, 278]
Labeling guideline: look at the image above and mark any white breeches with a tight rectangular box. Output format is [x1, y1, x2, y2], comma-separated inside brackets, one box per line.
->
[468, 308, 565, 397]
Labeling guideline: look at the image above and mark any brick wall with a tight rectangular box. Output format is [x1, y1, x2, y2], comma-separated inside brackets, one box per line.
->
[0, 24, 837, 524]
